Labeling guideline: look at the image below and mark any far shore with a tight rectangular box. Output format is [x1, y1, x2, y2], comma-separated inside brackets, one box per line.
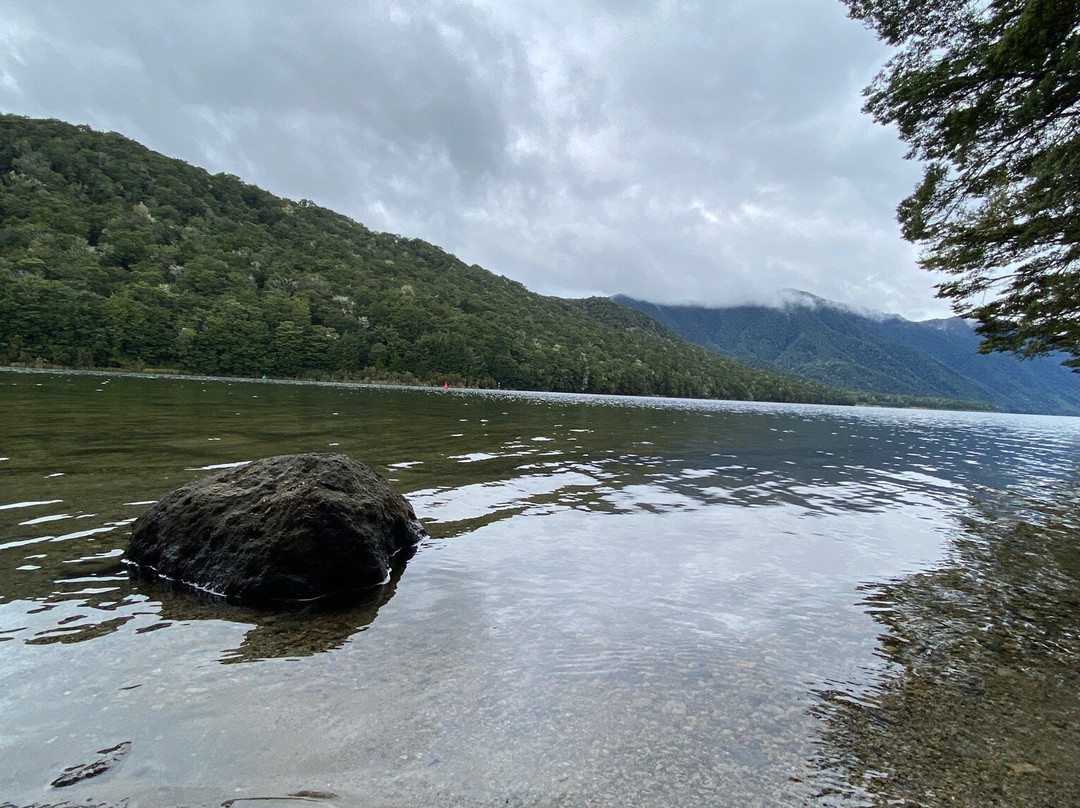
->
[0, 363, 1006, 416]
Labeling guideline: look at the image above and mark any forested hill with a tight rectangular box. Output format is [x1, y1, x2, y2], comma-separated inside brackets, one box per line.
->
[614, 294, 1080, 415]
[0, 114, 858, 405]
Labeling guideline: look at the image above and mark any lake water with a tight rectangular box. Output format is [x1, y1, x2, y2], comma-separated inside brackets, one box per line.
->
[1, 369, 1079, 807]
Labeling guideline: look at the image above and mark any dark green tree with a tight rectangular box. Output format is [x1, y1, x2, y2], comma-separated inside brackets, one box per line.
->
[845, 0, 1080, 366]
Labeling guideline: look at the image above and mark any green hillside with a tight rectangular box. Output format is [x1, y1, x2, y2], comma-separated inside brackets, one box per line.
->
[614, 295, 1079, 415]
[0, 114, 854, 404]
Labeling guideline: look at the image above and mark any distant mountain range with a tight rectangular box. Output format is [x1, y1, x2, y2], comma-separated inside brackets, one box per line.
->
[613, 293, 1080, 416]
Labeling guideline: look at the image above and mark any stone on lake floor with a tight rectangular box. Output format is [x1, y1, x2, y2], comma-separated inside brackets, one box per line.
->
[126, 453, 426, 607]
[51, 741, 132, 788]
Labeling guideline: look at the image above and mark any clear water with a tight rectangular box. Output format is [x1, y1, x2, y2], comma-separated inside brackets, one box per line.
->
[1, 369, 1078, 807]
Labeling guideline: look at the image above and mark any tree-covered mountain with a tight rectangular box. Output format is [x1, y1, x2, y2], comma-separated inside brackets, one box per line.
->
[614, 293, 1080, 415]
[0, 114, 859, 405]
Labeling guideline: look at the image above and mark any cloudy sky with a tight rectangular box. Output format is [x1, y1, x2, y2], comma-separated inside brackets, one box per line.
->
[0, 0, 951, 319]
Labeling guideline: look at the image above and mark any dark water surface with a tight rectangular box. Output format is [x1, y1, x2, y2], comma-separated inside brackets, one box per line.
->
[1, 370, 1078, 807]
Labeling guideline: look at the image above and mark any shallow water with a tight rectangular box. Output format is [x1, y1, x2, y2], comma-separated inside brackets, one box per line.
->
[1, 370, 1078, 807]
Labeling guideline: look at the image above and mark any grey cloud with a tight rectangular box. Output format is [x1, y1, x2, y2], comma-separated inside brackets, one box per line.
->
[0, 0, 949, 319]
[4, 2, 523, 179]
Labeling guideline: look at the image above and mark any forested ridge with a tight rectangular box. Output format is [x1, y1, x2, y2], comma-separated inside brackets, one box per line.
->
[615, 295, 1080, 415]
[0, 114, 861, 404]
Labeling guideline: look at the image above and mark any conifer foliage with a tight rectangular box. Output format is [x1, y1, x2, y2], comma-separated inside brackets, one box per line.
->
[845, 0, 1080, 366]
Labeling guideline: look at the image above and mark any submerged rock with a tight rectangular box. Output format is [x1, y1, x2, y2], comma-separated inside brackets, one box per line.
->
[51, 741, 132, 788]
[126, 453, 425, 606]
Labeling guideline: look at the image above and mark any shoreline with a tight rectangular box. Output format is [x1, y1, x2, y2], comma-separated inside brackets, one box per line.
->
[0, 363, 1002, 416]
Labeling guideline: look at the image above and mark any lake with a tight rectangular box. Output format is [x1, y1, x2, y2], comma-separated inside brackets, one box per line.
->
[1, 369, 1079, 807]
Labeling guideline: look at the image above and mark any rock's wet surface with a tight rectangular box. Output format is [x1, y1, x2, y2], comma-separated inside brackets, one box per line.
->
[127, 453, 425, 606]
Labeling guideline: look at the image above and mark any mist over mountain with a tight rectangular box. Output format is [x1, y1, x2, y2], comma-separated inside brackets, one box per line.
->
[613, 294, 1080, 416]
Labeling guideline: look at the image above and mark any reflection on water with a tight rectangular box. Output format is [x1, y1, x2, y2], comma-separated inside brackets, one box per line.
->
[812, 486, 1080, 806]
[1, 370, 1079, 807]
[144, 565, 405, 664]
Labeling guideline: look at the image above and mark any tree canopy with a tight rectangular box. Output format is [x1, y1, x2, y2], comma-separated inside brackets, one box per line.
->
[844, 0, 1080, 367]
[0, 114, 862, 405]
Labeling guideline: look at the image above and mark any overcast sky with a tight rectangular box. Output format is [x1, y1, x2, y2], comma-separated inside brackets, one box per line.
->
[0, 0, 951, 319]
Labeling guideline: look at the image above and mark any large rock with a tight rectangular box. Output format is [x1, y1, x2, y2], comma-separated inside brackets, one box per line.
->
[127, 453, 426, 606]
